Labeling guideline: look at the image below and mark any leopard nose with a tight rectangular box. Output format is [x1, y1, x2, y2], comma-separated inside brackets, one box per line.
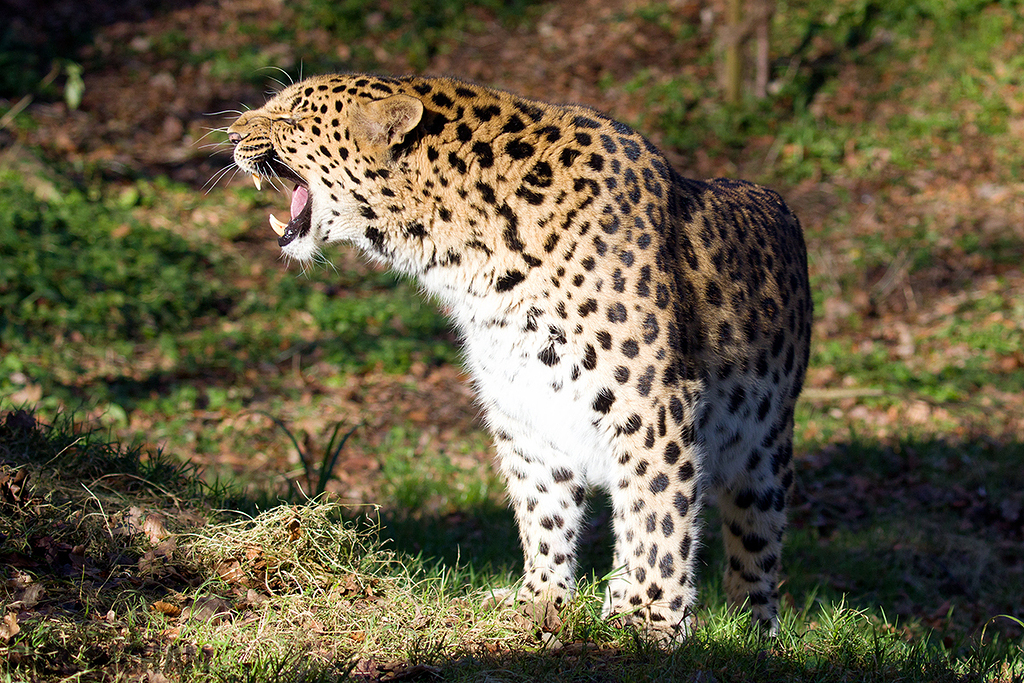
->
[228, 131, 243, 144]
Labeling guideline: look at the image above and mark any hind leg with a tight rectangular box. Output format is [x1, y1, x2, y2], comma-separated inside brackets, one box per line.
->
[716, 438, 794, 634]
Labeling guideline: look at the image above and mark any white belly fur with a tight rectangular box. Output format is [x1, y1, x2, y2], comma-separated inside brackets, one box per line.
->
[461, 321, 618, 493]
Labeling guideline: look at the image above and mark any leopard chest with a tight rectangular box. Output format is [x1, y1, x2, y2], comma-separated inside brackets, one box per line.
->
[456, 306, 618, 489]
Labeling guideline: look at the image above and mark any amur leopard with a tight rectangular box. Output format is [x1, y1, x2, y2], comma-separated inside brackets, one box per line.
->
[227, 73, 812, 642]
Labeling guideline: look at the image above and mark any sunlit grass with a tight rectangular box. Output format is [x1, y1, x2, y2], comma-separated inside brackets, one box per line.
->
[3, 409, 1021, 682]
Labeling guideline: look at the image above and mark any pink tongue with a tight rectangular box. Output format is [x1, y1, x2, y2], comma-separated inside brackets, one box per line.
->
[290, 185, 308, 219]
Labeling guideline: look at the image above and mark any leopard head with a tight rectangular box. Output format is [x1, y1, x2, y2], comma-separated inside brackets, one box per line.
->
[227, 75, 423, 264]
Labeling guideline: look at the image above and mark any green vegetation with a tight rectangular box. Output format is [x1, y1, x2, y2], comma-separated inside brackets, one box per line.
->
[631, 0, 1024, 186]
[0, 168, 456, 432]
[265, 414, 359, 498]
[297, 0, 545, 70]
[2, 411, 1021, 681]
[1, 0, 1023, 679]
[0, 171, 231, 343]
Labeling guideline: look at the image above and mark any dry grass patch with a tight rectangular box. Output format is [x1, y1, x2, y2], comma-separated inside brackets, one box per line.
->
[177, 502, 536, 667]
[0, 411, 543, 680]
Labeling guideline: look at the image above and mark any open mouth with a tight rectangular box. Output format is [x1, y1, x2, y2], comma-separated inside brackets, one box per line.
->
[251, 173, 311, 247]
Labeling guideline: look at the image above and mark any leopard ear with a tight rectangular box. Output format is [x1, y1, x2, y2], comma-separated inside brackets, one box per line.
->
[356, 94, 424, 146]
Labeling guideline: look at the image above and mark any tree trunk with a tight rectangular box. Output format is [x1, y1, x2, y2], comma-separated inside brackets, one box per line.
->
[725, 0, 743, 104]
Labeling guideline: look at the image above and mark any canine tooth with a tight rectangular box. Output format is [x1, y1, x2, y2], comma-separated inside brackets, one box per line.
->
[269, 214, 287, 237]
[252, 173, 262, 191]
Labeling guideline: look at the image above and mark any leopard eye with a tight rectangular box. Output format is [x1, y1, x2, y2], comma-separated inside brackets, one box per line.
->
[273, 114, 299, 126]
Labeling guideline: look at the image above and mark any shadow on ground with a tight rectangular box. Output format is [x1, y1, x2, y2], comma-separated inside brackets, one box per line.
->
[377, 434, 1024, 643]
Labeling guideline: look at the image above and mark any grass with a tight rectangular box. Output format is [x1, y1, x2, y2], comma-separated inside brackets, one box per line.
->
[74, 0, 549, 92]
[626, 0, 1024, 186]
[0, 169, 232, 344]
[2, 410, 1021, 682]
[0, 166, 457, 463]
[264, 415, 359, 498]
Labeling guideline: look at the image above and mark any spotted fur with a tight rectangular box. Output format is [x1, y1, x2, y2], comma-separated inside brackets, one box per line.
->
[228, 74, 812, 642]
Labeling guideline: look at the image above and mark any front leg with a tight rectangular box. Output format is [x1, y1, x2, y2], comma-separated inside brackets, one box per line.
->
[492, 427, 588, 611]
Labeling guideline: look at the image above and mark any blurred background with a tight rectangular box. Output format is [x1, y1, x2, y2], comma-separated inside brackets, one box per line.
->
[1, 0, 1022, 646]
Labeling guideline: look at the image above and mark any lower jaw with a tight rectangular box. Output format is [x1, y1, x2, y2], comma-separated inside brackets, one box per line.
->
[280, 235, 321, 264]
[278, 191, 313, 247]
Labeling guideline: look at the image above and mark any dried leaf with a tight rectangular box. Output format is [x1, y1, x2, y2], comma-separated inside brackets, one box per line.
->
[143, 513, 170, 543]
[112, 506, 145, 537]
[139, 538, 176, 574]
[150, 600, 182, 618]
[343, 573, 361, 595]
[381, 661, 441, 681]
[240, 589, 267, 607]
[3, 410, 36, 433]
[352, 658, 378, 678]
[11, 582, 44, 609]
[517, 598, 563, 633]
[0, 612, 20, 642]
[7, 570, 33, 590]
[215, 559, 246, 586]
[0, 467, 30, 506]
[153, 537, 176, 558]
[183, 596, 233, 624]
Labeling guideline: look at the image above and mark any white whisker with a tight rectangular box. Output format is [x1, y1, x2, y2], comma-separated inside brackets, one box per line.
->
[195, 126, 230, 141]
[317, 253, 339, 275]
[268, 176, 287, 195]
[195, 129, 232, 150]
[203, 163, 238, 194]
[201, 168, 230, 194]
[258, 65, 294, 90]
